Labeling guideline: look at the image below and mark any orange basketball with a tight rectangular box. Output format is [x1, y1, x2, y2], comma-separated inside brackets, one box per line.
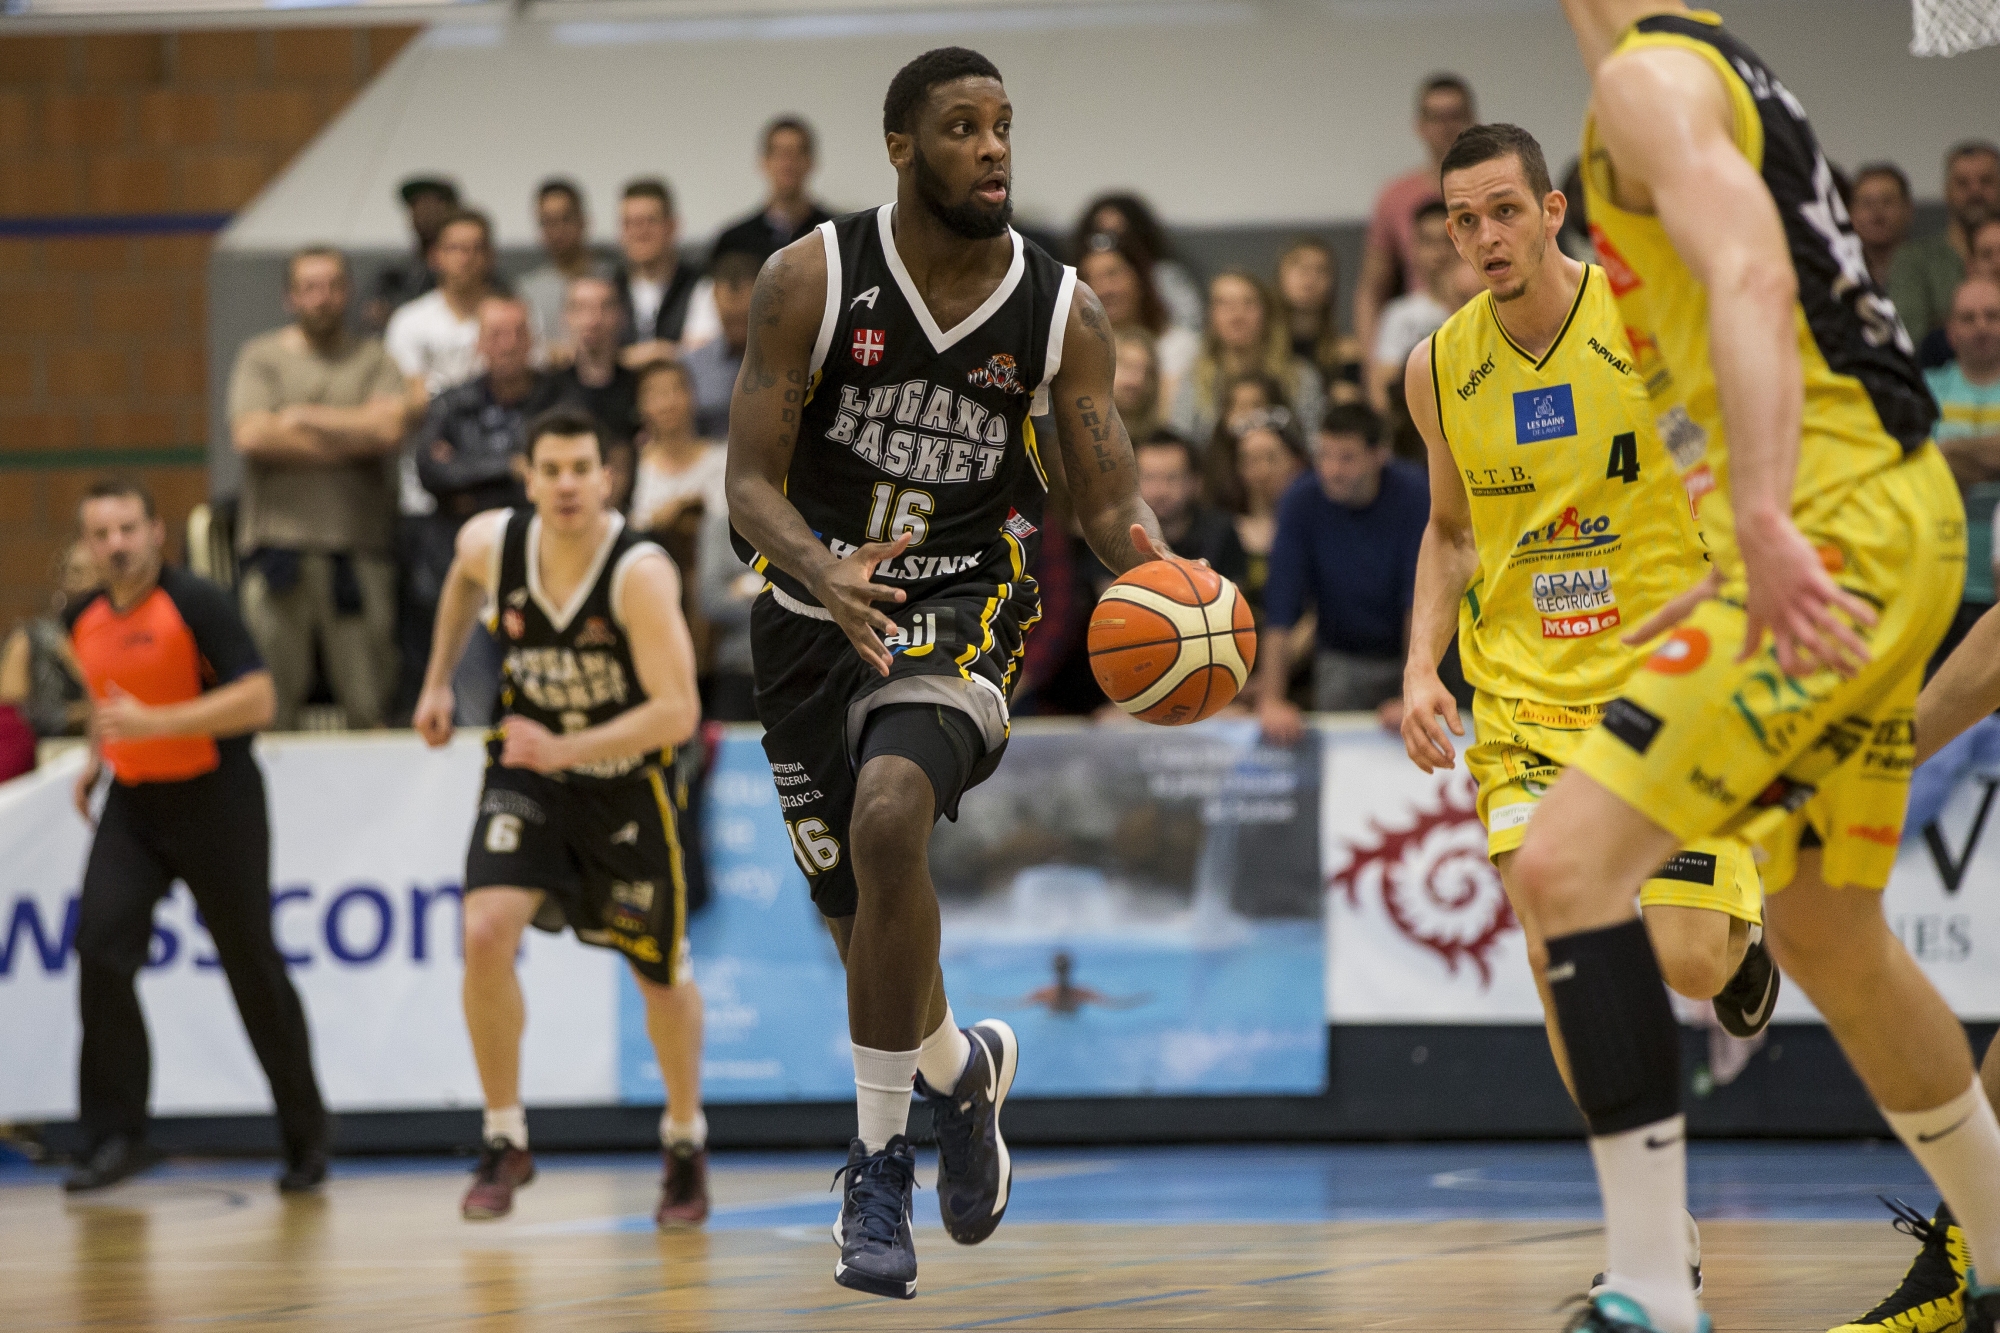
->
[1087, 559, 1258, 725]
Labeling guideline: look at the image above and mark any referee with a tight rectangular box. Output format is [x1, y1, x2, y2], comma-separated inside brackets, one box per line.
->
[64, 479, 328, 1194]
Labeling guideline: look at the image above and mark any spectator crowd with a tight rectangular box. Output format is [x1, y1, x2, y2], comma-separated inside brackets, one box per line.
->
[5, 81, 1998, 761]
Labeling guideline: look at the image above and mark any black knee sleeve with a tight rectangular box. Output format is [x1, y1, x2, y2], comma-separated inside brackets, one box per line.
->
[857, 703, 984, 821]
[1544, 919, 1682, 1135]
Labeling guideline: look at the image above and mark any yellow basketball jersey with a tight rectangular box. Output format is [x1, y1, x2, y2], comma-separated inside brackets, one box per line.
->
[1432, 264, 1712, 705]
[1579, 11, 1938, 576]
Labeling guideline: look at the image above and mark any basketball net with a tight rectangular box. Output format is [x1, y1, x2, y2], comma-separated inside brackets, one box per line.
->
[1911, 0, 2000, 54]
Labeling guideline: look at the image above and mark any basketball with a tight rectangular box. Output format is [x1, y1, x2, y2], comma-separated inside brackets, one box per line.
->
[1087, 560, 1257, 725]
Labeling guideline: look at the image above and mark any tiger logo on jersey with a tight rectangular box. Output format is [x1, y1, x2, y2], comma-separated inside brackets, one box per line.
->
[967, 353, 1023, 395]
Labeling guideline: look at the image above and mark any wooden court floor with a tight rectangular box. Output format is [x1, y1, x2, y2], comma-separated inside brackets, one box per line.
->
[0, 1149, 1935, 1332]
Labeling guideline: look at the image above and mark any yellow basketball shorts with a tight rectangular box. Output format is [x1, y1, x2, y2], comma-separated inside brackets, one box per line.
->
[1571, 444, 1967, 893]
[1467, 692, 1763, 922]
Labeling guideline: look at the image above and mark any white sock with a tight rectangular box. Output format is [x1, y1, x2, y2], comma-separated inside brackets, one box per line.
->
[1589, 1115, 1700, 1333]
[661, 1109, 707, 1150]
[916, 1007, 973, 1093]
[483, 1106, 527, 1149]
[851, 1043, 920, 1153]
[1884, 1081, 2000, 1284]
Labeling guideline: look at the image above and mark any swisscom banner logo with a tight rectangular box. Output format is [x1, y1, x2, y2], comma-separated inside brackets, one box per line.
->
[1514, 384, 1578, 444]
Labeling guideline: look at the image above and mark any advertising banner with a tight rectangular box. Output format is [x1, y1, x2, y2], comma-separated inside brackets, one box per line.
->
[1323, 723, 2000, 1024]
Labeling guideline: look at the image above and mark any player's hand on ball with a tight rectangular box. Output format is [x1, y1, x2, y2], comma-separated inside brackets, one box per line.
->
[811, 533, 911, 677]
[499, 715, 572, 774]
[1400, 669, 1462, 773]
[1738, 511, 1876, 677]
[413, 685, 457, 749]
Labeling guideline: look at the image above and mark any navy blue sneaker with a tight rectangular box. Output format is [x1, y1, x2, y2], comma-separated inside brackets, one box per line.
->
[831, 1136, 918, 1300]
[918, 1018, 1018, 1246]
[1561, 1291, 1711, 1332]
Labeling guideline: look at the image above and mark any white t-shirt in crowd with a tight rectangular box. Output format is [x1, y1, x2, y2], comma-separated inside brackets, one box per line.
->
[628, 275, 665, 336]
[1373, 290, 1451, 371]
[630, 443, 728, 533]
[383, 291, 543, 515]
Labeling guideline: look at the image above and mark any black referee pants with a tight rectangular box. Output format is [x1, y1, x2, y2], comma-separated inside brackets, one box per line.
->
[75, 750, 327, 1154]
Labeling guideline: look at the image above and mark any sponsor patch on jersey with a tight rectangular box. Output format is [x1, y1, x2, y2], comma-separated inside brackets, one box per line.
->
[1003, 507, 1038, 540]
[1645, 627, 1710, 676]
[574, 616, 617, 648]
[1653, 850, 1718, 886]
[1488, 800, 1536, 832]
[1532, 566, 1615, 615]
[1603, 697, 1664, 755]
[1513, 384, 1578, 444]
[1542, 608, 1622, 639]
[1464, 464, 1535, 497]
[852, 328, 887, 366]
[1515, 699, 1605, 731]
[1656, 405, 1709, 470]
[1512, 507, 1619, 560]
[611, 879, 656, 911]
[967, 352, 1023, 395]
[1591, 226, 1642, 295]
[502, 607, 526, 641]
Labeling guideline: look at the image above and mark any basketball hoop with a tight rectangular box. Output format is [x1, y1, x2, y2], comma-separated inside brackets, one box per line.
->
[1912, 0, 2000, 55]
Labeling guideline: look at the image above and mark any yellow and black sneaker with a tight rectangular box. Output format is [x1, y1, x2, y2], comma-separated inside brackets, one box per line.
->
[1829, 1199, 1968, 1333]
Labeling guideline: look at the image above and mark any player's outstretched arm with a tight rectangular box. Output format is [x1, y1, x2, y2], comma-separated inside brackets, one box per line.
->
[1916, 604, 2000, 767]
[725, 237, 910, 676]
[499, 553, 701, 774]
[1592, 46, 1873, 677]
[1400, 337, 1477, 773]
[414, 508, 505, 747]
[1050, 280, 1169, 576]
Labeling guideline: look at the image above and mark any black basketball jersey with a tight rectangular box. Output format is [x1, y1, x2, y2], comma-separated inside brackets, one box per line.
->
[489, 508, 668, 783]
[733, 204, 1076, 612]
[1629, 12, 1937, 452]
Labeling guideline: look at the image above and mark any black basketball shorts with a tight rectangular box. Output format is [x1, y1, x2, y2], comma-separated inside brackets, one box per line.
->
[464, 763, 690, 985]
[750, 581, 1036, 918]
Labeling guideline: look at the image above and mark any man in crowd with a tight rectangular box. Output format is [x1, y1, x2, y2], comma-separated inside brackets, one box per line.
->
[1368, 201, 1481, 414]
[1930, 276, 2000, 665]
[518, 179, 607, 350]
[367, 175, 459, 331]
[615, 179, 702, 369]
[1353, 74, 1477, 357]
[1890, 141, 2000, 344]
[710, 116, 835, 266]
[1257, 402, 1428, 738]
[680, 251, 757, 439]
[1851, 163, 1914, 289]
[549, 274, 642, 449]
[64, 480, 327, 1195]
[1133, 431, 1248, 585]
[410, 296, 547, 722]
[228, 246, 407, 731]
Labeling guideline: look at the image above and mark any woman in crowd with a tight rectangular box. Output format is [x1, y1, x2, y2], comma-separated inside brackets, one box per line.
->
[1079, 233, 1200, 407]
[1229, 407, 1316, 705]
[1202, 373, 1288, 512]
[1072, 191, 1203, 333]
[1113, 329, 1165, 444]
[1170, 270, 1324, 444]
[1274, 238, 1364, 406]
[0, 540, 96, 739]
[629, 358, 726, 543]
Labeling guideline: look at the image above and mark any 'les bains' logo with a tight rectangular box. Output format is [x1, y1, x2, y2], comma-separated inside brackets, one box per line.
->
[967, 352, 1023, 395]
[1328, 772, 1518, 985]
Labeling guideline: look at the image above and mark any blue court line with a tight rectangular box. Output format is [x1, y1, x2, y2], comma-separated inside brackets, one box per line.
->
[0, 212, 232, 238]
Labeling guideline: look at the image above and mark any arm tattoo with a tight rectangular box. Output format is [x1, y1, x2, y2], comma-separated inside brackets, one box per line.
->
[1072, 394, 1119, 474]
[741, 254, 793, 395]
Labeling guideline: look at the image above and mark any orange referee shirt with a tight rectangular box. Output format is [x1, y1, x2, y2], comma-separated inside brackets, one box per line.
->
[66, 565, 265, 785]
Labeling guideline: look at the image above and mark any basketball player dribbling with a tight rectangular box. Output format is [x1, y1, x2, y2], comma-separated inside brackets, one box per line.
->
[725, 47, 1172, 1300]
[415, 408, 712, 1230]
[1400, 120, 1780, 1294]
[1499, 4, 2000, 1330]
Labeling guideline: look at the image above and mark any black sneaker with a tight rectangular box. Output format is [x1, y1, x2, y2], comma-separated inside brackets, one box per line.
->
[277, 1144, 328, 1195]
[918, 1018, 1018, 1246]
[1592, 1210, 1703, 1298]
[830, 1136, 919, 1300]
[63, 1136, 157, 1193]
[1713, 925, 1782, 1038]
[1828, 1199, 1968, 1332]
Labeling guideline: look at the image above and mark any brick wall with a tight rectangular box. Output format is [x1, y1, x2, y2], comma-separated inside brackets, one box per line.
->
[0, 25, 417, 628]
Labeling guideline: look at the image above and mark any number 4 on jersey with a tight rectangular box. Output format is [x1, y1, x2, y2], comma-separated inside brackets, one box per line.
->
[1605, 431, 1640, 485]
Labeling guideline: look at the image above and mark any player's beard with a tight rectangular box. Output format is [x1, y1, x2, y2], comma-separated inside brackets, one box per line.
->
[1490, 232, 1544, 304]
[914, 142, 1012, 240]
